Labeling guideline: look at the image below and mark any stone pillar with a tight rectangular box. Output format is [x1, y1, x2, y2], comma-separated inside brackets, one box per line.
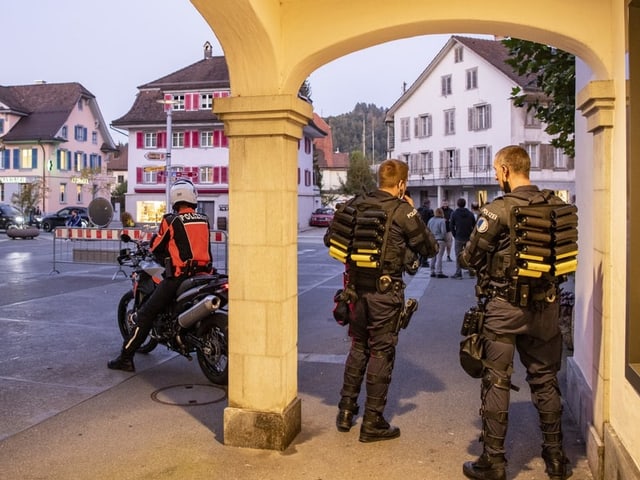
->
[214, 94, 313, 450]
[575, 79, 615, 478]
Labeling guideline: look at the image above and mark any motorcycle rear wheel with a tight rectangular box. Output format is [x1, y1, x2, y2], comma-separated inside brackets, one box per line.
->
[117, 290, 158, 354]
[196, 313, 229, 385]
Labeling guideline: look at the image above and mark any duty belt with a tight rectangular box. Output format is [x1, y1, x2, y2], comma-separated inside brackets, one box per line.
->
[353, 274, 403, 294]
[488, 282, 557, 308]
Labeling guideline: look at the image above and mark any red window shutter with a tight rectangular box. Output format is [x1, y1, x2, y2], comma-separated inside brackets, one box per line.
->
[158, 132, 166, 149]
[191, 166, 199, 182]
[191, 131, 199, 148]
[136, 132, 143, 149]
[185, 132, 191, 148]
[214, 130, 221, 148]
[185, 94, 192, 111]
[213, 167, 220, 183]
[221, 167, 228, 183]
[163, 93, 173, 112]
[221, 131, 228, 148]
[136, 167, 143, 182]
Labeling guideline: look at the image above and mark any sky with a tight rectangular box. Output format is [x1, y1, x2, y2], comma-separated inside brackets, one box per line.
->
[3, 0, 483, 143]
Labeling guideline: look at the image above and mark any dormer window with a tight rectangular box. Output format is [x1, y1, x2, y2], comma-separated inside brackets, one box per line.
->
[454, 46, 464, 63]
[61, 126, 68, 139]
[172, 95, 185, 110]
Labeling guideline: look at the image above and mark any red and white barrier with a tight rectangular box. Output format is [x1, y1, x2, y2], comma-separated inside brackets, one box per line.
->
[54, 227, 225, 243]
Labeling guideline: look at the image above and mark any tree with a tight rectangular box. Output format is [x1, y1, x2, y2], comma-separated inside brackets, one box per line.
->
[79, 167, 112, 199]
[11, 180, 45, 213]
[341, 150, 376, 195]
[502, 38, 576, 158]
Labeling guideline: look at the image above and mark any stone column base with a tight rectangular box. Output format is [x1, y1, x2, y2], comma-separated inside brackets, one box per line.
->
[223, 397, 301, 451]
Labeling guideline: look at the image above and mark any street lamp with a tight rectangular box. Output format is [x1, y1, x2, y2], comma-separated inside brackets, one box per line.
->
[156, 98, 177, 213]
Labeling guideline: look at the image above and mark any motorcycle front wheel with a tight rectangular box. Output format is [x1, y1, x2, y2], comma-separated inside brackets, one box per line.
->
[196, 312, 229, 385]
[117, 290, 158, 354]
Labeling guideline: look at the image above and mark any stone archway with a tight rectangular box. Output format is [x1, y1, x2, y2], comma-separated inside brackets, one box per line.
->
[190, 1, 624, 461]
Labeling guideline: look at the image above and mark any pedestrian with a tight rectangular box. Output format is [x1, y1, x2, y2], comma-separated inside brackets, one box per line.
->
[441, 199, 453, 261]
[427, 208, 447, 278]
[459, 145, 576, 480]
[418, 199, 434, 266]
[108, 179, 213, 372]
[324, 159, 438, 442]
[470, 201, 481, 220]
[450, 198, 476, 279]
[65, 209, 82, 227]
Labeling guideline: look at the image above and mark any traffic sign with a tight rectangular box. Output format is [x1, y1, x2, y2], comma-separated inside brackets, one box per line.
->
[144, 166, 165, 172]
[144, 152, 166, 161]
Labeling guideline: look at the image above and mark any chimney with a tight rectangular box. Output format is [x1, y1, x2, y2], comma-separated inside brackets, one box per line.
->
[204, 41, 213, 59]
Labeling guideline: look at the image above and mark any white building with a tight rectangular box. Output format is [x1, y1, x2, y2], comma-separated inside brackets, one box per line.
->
[112, 42, 325, 230]
[386, 36, 575, 208]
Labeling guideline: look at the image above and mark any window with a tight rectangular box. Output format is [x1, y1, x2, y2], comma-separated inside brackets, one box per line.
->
[441, 75, 452, 96]
[0, 118, 4, 134]
[454, 46, 464, 63]
[554, 148, 568, 169]
[200, 166, 213, 183]
[200, 93, 213, 110]
[212, 166, 228, 184]
[420, 151, 433, 174]
[143, 169, 158, 184]
[525, 105, 542, 128]
[59, 150, 72, 170]
[59, 183, 66, 203]
[172, 132, 185, 148]
[466, 68, 478, 90]
[440, 149, 460, 178]
[444, 109, 456, 135]
[468, 104, 492, 131]
[525, 143, 540, 169]
[200, 131, 213, 147]
[74, 125, 87, 142]
[400, 117, 410, 141]
[76, 184, 82, 203]
[409, 153, 420, 174]
[77, 99, 83, 111]
[92, 131, 98, 144]
[144, 133, 157, 149]
[74, 152, 84, 172]
[416, 114, 432, 138]
[61, 126, 68, 139]
[172, 94, 185, 110]
[469, 145, 492, 173]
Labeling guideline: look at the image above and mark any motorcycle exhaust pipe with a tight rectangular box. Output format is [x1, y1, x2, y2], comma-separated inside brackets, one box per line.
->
[178, 295, 221, 329]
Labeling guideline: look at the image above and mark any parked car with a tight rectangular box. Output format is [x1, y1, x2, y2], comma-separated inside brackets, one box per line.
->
[0, 204, 25, 230]
[309, 207, 335, 227]
[41, 207, 90, 232]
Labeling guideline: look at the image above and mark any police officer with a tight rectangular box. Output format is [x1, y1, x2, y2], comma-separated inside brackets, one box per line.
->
[327, 159, 438, 442]
[460, 146, 573, 479]
[108, 179, 213, 372]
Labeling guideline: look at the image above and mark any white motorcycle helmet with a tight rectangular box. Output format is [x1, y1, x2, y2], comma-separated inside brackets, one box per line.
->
[170, 178, 198, 209]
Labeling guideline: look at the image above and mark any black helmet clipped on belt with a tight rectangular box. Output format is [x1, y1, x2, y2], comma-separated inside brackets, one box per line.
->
[459, 334, 484, 378]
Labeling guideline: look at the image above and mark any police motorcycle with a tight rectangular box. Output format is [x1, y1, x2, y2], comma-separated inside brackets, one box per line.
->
[116, 233, 229, 385]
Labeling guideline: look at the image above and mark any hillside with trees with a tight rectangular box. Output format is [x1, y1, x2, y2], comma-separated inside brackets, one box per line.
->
[324, 103, 388, 164]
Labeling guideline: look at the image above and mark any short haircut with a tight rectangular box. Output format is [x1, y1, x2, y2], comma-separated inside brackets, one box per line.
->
[434, 207, 444, 217]
[379, 159, 408, 188]
[457, 198, 466, 208]
[495, 145, 530, 176]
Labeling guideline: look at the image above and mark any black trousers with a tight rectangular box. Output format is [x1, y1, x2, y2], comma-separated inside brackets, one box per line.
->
[480, 297, 563, 455]
[340, 285, 402, 416]
[123, 276, 186, 355]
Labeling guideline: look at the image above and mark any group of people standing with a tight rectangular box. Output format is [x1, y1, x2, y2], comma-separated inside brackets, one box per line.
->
[325, 145, 574, 480]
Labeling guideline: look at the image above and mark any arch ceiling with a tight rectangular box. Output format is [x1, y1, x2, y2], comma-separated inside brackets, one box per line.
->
[191, 0, 611, 98]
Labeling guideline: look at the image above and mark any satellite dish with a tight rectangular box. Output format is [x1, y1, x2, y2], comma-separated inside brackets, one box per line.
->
[88, 197, 114, 228]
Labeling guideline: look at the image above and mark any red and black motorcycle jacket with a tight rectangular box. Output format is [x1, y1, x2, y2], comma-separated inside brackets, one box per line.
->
[150, 206, 213, 277]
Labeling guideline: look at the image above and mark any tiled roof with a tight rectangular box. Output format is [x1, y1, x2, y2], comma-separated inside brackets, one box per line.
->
[108, 143, 128, 170]
[0, 82, 94, 142]
[112, 56, 230, 126]
[452, 36, 536, 89]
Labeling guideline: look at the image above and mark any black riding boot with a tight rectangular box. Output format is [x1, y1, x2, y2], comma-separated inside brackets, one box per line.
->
[462, 452, 507, 480]
[107, 324, 145, 372]
[359, 411, 400, 442]
[540, 411, 572, 479]
[336, 342, 367, 432]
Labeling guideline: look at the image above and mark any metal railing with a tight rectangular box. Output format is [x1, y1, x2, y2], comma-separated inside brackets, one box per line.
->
[51, 227, 228, 277]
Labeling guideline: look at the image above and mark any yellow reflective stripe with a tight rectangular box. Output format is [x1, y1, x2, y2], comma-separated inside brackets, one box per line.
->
[330, 238, 349, 251]
[351, 253, 376, 262]
[556, 250, 578, 260]
[555, 259, 578, 275]
[355, 248, 379, 255]
[522, 262, 551, 273]
[329, 250, 347, 263]
[516, 252, 545, 262]
[516, 268, 543, 278]
[356, 261, 378, 268]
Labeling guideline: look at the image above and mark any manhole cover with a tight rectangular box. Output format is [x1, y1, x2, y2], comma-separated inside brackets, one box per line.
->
[151, 384, 227, 406]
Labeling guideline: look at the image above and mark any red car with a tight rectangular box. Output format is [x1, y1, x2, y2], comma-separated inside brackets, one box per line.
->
[309, 207, 335, 227]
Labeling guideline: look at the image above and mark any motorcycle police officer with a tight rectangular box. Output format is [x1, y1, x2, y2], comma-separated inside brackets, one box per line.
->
[459, 146, 575, 480]
[325, 159, 438, 442]
[108, 179, 213, 372]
